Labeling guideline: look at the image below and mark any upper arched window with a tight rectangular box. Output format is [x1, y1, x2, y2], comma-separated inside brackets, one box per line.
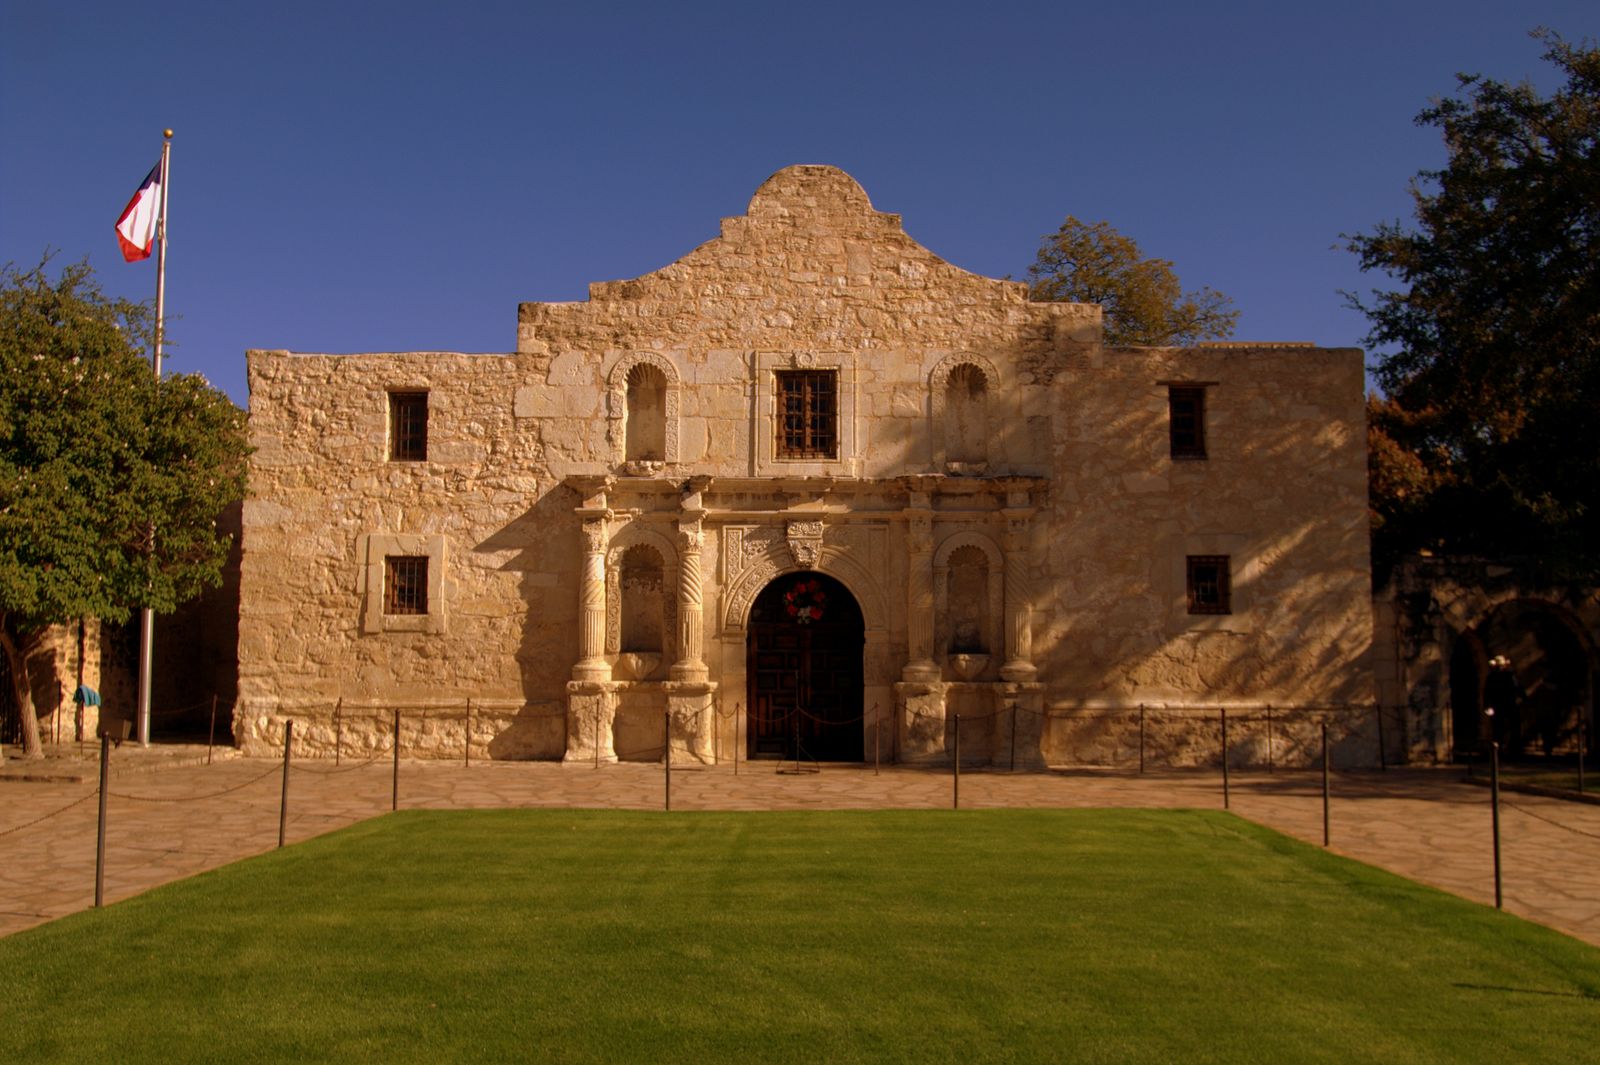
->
[625, 364, 667, 463]
[945, 363, 988, 466]
[607, 353, 681, 471]
[930, 353, 1000, 474]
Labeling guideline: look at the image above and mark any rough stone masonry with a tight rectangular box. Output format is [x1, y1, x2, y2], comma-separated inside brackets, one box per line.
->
[238, 165, 1374, 766]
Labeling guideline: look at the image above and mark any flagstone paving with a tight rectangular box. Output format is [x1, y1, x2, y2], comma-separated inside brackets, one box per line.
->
[3, 749, 1598, 947]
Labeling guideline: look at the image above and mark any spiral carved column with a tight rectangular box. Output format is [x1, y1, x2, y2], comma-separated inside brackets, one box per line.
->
[573, 517, 612, 683]
[670, 519, 708, 683]
[1000, 501, 1037, 682]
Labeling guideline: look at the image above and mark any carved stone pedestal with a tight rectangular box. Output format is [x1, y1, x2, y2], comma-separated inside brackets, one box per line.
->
[564, 681, 618, 764]
[896, 680, 947, 764]
[665, 681, 718, 765]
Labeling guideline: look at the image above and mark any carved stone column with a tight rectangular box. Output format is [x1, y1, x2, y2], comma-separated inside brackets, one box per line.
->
[1001, 489, 1037, 682]
[573, 515, 612, 683]
[665, 483, 714, 762]
[902, 496, 939, 683]
[567, 488, 616, 763]
[671, 519, 708, 683]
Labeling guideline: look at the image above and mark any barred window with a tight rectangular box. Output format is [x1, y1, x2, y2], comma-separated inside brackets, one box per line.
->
[385, 556, 429, 615]
[389, 391, 429, 462]
[775, 370, 837, 459]
[1186, 555, 1231, 615]
[1169, 386, 1206, 459]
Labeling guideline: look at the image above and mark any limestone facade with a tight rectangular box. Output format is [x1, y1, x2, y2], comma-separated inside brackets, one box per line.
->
[237, 166, 1374, 764]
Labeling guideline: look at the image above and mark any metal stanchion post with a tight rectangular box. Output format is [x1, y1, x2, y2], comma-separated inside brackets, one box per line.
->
[1138, 704, 1145, 775]
[1266, 705, 1273, 774]
[1009, 704, 1017, 773]
[465, 698, 472, 768]
[664, 711, 672, 812]
[1221, 708, 1231, 810]
[714, 705, 720, 767]
[207, 694, 218, 766]
[334, 697, 342, 767]
[953, 714, 961, 810]
[1321, 722, 1330, 847]
[1579, 719, 1586, 795]
[279, 721, 293, 849]
[392, 708, 400, 812]
[94, 735, 109, 908]
[1375, 704, 1388, 771]
[1490, 740, 1503, 909]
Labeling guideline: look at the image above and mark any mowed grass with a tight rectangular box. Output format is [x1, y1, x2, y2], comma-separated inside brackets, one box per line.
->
[3, 810, 1597, 1064]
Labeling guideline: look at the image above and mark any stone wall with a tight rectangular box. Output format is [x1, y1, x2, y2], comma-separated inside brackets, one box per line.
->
[237, 165, 1375, 762]
[1374, 559, 1598, 762]
[1038, 342, 1375, 730]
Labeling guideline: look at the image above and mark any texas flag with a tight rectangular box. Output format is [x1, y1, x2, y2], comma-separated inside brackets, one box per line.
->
[115, 160, 163, 262]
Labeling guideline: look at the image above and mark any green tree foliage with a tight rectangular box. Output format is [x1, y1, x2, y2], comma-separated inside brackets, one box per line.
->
[1349, 31, 1600, 576]
[0, 258, 248, 757]
[1026, 216, 1239, 345]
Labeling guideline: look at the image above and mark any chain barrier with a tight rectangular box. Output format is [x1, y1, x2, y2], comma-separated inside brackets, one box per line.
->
[108, 763, 281, 803]
[289, 744, 394, 775]
[0, 787, 100, 838]
[793, 705, 869, 726]
[1501, 798, 1600, 842]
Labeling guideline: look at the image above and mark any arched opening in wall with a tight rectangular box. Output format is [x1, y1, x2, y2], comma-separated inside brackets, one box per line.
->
[946, 363, 989, 468]
[946, 545, 990, 654]
[746, 572, 864, 761]
[625, 364, 667, 463]
[1475, 600, 1594, 759]
[619, 545, 666, 679]
[1448, 633, 1485, 759]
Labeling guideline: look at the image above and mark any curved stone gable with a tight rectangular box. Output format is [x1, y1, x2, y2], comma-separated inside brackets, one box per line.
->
[517, 165, 1093, 357]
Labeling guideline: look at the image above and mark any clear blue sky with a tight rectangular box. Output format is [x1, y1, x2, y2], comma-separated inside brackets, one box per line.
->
[3, 1, 1596, 404]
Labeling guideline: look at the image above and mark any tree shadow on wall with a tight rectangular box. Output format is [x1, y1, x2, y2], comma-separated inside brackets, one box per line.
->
[472, 481, 581, 759]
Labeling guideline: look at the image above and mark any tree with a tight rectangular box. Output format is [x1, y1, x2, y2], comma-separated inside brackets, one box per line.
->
[1349, 31, 1600, 576]
[0, 258, 249, 758]
[1026, 216, 1239, 345]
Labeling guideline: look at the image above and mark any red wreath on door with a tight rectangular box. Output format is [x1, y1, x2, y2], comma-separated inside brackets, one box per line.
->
[784, 578, 827, 624]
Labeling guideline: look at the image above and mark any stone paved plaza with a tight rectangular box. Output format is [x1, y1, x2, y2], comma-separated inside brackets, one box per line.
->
[2, 750, 1597, 947]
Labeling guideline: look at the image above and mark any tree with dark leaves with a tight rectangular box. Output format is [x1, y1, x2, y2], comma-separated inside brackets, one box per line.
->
[1349, 31, 1600, 577]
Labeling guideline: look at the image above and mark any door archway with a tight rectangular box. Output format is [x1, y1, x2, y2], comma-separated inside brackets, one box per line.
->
[746, 572, 864, 761]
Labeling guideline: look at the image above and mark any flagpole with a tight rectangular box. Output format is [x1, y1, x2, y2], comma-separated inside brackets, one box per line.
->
[136, 129, 171, 749]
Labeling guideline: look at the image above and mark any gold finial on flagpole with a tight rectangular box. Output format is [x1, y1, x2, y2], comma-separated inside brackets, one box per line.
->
[164, 129, 173, 138]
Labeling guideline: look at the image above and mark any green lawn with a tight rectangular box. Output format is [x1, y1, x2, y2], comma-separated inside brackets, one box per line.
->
[3, 809, 1597, 1064]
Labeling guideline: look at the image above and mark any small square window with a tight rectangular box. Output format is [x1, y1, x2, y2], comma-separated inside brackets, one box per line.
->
[1169, 386, 1206, 459]
[775, 370, 837, 459]
[385, 556, 429, 615]
[1186, 555, 1231, 615]
[389, 391, 428, 462]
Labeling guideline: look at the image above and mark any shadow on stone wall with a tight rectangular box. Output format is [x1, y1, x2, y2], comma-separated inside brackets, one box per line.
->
[474, 481, 581, 758]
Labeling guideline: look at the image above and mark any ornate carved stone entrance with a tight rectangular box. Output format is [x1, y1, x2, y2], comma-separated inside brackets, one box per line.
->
[746, 573, 864, 761]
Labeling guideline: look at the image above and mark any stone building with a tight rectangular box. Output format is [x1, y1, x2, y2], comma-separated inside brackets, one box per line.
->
[1374, 558, 1598, 763]
[236, 165, 1374, 765]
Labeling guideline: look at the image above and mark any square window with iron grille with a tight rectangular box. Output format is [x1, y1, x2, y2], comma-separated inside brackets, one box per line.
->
[1186, 555, 1231, 615]
[775, 370, 837, 460]
[389, 391, 429, 462]
[385, 556, 429, 615]
[1169, 386, 1206, 459]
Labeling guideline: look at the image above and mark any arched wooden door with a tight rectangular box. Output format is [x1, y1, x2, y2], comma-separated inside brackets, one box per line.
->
[746, 573, 864, 761]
